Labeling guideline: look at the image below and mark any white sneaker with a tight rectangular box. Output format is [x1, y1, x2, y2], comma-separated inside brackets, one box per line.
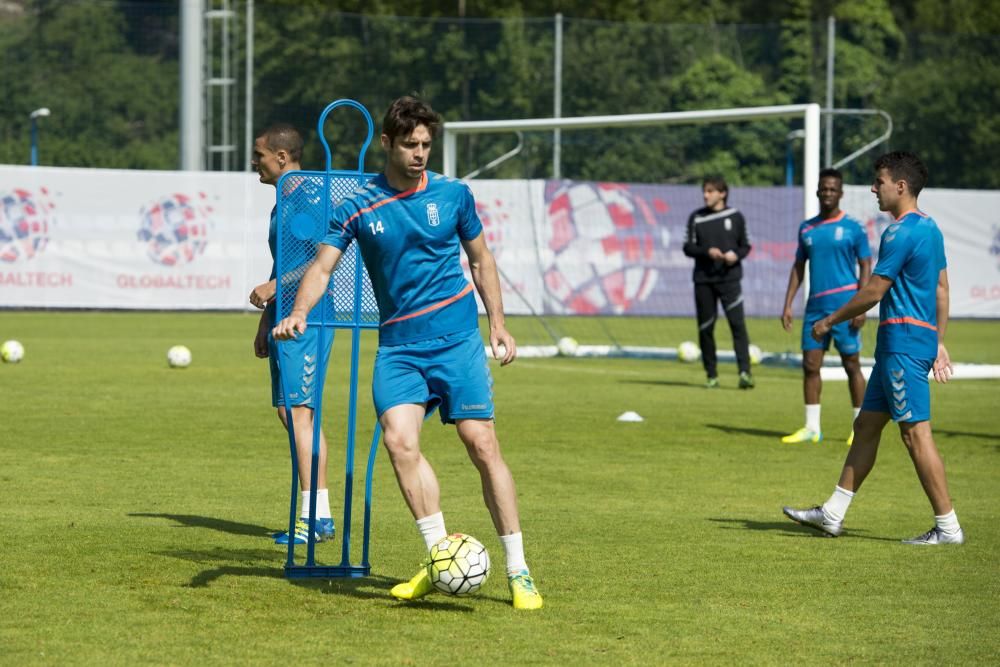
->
[902, 526, 964, 545]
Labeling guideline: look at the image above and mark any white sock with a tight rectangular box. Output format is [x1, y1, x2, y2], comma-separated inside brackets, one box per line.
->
[935, 509, 961, 534]
[500, 532, 528, 575]
[416, 512, 447, 551]
[822, 485, 855, 522]
[300, 488, 332, 520]
[805, 404, 821, 433]
[852, 407, 861, 421]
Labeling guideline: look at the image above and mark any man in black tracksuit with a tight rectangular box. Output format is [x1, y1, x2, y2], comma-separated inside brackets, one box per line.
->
[682, 176, 755, 389]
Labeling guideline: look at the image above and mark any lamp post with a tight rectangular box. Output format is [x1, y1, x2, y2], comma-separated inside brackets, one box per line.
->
[30, 107, 50, 166]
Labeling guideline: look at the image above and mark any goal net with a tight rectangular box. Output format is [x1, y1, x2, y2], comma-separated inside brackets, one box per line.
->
[443, 105, 822, 357]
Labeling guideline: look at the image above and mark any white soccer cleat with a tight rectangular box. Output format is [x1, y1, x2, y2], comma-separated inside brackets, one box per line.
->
[902, 526, 964, 545]
[782, 505, 843, 537]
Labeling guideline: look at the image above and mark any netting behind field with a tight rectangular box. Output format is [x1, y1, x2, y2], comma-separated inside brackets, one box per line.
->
[276, 170, 379, 328]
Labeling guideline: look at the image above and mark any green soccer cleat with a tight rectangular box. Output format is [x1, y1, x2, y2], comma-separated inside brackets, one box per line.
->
[390, 565, 436, 601]
[738, 371, 755, 389]
[705, 377, 720, 389]
[508, 570, 543, 610]
[781, 427, 822, 444]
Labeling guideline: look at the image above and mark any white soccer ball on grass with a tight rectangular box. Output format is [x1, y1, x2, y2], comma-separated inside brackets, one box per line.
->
[427, 533, 491, 596]
[167, 345, 192, 368]
[557, 336, 579, 357]
[1, 339, 24, 364]
[677, 341, 701, 363]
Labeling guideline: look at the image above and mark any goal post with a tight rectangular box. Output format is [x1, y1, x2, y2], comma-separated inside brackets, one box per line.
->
[442, 103, 822, 220]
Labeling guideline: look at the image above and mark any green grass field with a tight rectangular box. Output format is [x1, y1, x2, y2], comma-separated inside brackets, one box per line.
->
[1, 312, 998, 665]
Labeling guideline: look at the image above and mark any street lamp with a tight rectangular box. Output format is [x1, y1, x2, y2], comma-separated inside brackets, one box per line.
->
[30, 107, 51, 166]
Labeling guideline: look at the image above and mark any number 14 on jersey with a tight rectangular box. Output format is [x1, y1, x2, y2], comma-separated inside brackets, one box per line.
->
[369, 220, 384, 235]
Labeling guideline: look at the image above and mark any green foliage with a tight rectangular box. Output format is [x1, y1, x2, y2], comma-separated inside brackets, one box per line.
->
[0, 1, 178, 168]
[0, 1, 997, 185]
[1, 311, 998, 663]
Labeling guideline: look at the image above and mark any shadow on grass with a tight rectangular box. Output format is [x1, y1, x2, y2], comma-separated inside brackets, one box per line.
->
[618, 378, 710, 388]
[129, 512, 275, 538]
[936, 429, 1000, 443]
[708, 517, 898, 542]
[291, 577, 489, 611]
[705, 423, 786, 439]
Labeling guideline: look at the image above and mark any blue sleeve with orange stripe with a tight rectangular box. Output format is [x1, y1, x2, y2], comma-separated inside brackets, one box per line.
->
[873, 224, 914, 282]
[324, 198, 360, 252]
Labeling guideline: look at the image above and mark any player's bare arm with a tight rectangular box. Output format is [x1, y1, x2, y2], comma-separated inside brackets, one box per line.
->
[850, 257, 874, 329]
[933, 268, 953, 383]
[272, 244, 343, 340]
[462, 232, 516, 365]
[812, 274, 892, 342]
[249, 278, 276, 309]
[254, 308, 271, 358]
[781, 260, 805, 331]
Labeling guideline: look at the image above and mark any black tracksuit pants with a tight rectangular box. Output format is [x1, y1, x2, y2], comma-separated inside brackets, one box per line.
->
[694, 280, 750, 377]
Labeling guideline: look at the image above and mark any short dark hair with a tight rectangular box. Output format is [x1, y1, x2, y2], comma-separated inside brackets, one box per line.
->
[874, 151, 928, 197]
[382, 96, 441, 145]
[818, 167, 843, 185]
[259, 123, 303, 163]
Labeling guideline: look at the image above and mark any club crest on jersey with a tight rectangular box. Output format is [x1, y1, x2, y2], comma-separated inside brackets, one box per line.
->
[835, 226, 844, 241]
[724, 217, 732, 231]
[426, 203, 440, 227]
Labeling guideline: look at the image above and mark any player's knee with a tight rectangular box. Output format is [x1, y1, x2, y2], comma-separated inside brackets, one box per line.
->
[802, 359, 822, 376]
[461, 431, 501, 468]
[382, 428, 420, 463]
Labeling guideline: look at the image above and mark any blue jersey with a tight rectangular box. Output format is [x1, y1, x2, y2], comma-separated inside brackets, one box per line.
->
[796, 211, 871, 312]
[322, 171, 483, 346]
[873, 210, 946, 359]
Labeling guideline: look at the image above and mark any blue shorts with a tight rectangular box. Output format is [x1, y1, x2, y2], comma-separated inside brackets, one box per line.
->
[372, 328, 494, 424]
[802, 309, 862, 355]
[861, 352, 932, 422]
[268, 326, 333, 408]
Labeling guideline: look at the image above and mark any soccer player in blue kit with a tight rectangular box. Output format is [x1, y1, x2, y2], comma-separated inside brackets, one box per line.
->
[273, 97, 544, 608]
[250, 124, 335, 545]
[783, 151, 964, 545]
[781, 168, 872, 445]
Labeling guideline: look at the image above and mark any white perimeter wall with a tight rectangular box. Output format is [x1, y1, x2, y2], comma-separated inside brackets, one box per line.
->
[1, 164, 998, 317]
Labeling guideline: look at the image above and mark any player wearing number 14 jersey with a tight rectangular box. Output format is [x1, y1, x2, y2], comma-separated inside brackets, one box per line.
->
[273, 96, 543, 609]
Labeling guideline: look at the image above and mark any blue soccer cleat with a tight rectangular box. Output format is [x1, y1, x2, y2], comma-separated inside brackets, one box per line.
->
[274, 517, 335, 545]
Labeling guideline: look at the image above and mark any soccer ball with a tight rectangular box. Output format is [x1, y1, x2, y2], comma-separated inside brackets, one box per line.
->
[1, 339, 24, 363]
[556, 336, 579, 357]
[427, 533, 491, 596]
[167, 345, 192, 368]
[678, 341, 701, 363]
[748, 343, 762, 365]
